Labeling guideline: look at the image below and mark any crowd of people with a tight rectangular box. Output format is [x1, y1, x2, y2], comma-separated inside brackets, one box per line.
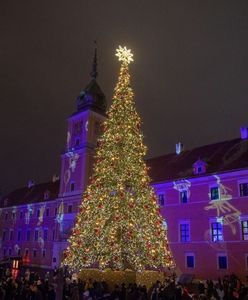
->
[0, 267, 247, 300]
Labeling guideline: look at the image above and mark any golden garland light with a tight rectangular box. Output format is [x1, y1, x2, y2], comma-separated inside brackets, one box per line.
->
[62, 46, 174, 272]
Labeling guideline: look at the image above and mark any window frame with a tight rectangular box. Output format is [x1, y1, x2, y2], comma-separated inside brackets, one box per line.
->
[179, 221, 190, 243]
[2, 230, 6, 242]
[211, 221, 223, 242]
[42, 249, 46, 258]
[180, 190, 188, 204]
[239, 182, 248, 197]
[17, 230, 21, 242]
[44, 228, 48, 241]
[70, 181, 75, 192]
[158, 194, 165, 207]
[26, 229, 31, 241]
[9, 229, 13, 241]
[68, 204, 73, 213]
[185, 252, 195, 269]
[33, 249, 37, 258]
[241, 220, 248, 241]
[34, 229, 39, 241]
[217, 253, 228, 270]
[210, 186, 220, 200]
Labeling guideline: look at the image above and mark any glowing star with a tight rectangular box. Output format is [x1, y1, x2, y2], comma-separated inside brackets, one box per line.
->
[115, 46, 134, 64]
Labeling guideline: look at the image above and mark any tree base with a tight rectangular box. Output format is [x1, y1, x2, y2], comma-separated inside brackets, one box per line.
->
[79, 268, 168, 290]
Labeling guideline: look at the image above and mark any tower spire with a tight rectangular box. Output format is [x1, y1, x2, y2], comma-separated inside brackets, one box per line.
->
[90, 41, 98, 80]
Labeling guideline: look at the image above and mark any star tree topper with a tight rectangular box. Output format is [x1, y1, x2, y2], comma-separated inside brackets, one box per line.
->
[115, 46, 134, 64]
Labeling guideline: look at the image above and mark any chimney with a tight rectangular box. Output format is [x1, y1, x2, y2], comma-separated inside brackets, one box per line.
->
[28, 180, 35, 188]
[240, 126, 248, 140]
[176, 142, 184, 155]
[52, 175, 60, 182]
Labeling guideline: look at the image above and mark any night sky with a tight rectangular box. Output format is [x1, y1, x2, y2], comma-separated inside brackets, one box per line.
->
[1, 1, 248, 194]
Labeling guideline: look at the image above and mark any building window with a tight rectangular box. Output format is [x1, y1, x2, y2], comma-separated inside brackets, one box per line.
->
[17, 248, 21, 256]
[68, 205, 73, 213]
[34, 229, 39, 241]
[44, 229, 48, 241]
[12, 212, 16, 220]
[245, 254, 248, 270]
[36, 209, 40, 218]
[211, 222, 223, 242]
[240, 183, 248, 197]
[8, 248, 12, 256]
[20, 211, 23, 219]
[218, 255, 228, 270]
[17, 230, 21, 241]
[33, 249, 37, 258]
[53, 229, 55, 241]
[180, 223, 190, 242]
[42, 249, 46, 258]
[75, 138, 80, 147]
[5, 213, 8, 220]
[193, 159, 206, 175]
[53, 257, 56, 263]
[26, 230, 31, 241]
[9, 230, 13, 241]
[2, 231, 6, 242]
[241, 220, 248, 240]
[54, 207, 57, 216]
[46, 208, 49, 217]
[3, 248, 6, 257]
[25, 249, 29, 256]
[158, 194, 165, 206]
[180, 191, 188, 203]
[211, 187, 220, 200]
[186, 253, 195, 268]
[70, 182, 75, 192]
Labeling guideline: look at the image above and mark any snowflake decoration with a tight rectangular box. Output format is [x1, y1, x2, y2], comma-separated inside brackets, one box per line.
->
[115, 46, 134, 64]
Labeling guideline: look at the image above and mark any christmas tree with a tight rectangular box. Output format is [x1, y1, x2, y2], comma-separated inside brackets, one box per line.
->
[63, 46, 174, 272]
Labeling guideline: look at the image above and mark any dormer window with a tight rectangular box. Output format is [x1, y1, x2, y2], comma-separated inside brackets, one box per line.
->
[193, 159, 207, 175]
[44, 190, 50, 200]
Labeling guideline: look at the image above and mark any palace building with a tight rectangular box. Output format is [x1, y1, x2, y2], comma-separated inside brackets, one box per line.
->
[1, 51, 248, 280]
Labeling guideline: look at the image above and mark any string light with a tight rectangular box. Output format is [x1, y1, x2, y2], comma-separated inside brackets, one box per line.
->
[62, 46, 174, 272]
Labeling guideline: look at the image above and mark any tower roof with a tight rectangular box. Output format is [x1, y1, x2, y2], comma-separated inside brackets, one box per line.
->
[76, 43, 107, 115]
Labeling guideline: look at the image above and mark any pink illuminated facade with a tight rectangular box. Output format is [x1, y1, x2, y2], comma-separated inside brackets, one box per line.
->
[0, 53, 248, 279]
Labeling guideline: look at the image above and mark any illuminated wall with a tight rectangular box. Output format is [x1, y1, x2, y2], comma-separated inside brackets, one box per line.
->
[153, 170, 248, 280]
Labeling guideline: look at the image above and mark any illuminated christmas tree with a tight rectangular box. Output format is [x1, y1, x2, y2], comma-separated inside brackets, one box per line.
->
[63, 46, 174, 272]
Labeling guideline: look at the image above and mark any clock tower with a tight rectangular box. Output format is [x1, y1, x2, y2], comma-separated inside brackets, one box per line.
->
[59, 46, 107, 197]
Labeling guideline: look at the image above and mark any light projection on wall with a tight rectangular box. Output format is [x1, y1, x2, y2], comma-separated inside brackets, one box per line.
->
[205, 175, 240, 235]
[173, 179, 191, 198]
[63, 152, 79, 190]
[66, 131, 71, 150]
[25, 205, 33, 225]
[56, 201, 64, 232]
[14, 244, 20, 254]
[12, 207, 17, 224]
[85, 120, 89, 132]
[38, 234, 44, 249]
[37, 205, 46, 226]
[68, 152, 79, 172]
